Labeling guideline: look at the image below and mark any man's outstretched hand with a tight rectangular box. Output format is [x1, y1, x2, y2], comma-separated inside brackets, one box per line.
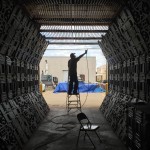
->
[85, 50, 88, 54]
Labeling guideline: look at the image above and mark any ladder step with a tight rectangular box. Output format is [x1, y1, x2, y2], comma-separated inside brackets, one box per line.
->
[68, 107, 81, 109]
[67, 93, 79, 95]
[67, 101, 80, 102]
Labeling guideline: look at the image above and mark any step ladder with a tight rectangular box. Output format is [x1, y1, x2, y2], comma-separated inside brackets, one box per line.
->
[66, 93, 82, 113]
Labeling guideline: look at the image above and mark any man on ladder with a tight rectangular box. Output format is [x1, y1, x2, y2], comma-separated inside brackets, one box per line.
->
[68, 50, 87, 95]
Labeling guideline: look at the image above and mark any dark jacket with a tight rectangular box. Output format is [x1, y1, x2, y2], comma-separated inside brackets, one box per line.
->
[68, 57, 80, 76]
[68, 52, 86, 76]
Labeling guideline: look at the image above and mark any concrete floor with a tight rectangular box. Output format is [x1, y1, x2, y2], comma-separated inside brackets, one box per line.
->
[23, 91, 127, 150]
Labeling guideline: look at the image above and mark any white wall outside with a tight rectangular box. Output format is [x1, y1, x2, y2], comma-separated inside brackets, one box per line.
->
[62, 70, 68, 82]
[40, 56, 96, 83]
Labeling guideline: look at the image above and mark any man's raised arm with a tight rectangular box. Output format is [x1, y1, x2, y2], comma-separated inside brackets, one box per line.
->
[77, 50, 87, 60]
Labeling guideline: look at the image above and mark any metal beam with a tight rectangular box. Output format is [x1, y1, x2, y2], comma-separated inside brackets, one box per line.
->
[48, 42, 98, 45]
[39, 22, 111, 26]
[46, 48, 100, 50]
[40, 29, 107, 33]
[36, 17, 113, 22]
[45, 37, 102, 40]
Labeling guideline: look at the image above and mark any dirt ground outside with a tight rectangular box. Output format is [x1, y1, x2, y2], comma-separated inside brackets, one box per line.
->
[42, 89, 106, 109]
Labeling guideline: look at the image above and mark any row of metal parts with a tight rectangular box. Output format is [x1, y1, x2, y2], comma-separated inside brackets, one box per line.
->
[99, 0, 150, 64]
[0, 91, 49, 150]
[0, 1, 48, 64]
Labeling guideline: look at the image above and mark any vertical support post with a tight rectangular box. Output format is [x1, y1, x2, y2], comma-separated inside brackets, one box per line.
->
[105, 83, 108, 95]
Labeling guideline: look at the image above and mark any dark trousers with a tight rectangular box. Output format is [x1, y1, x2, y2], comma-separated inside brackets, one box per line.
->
[68, 75, 78, 94]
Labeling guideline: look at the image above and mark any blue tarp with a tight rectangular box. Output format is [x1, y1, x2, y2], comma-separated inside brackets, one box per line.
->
[53, 82, 105, 93]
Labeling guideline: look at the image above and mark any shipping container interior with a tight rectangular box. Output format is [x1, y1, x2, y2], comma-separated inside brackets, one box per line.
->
[0, 0, 150, 150]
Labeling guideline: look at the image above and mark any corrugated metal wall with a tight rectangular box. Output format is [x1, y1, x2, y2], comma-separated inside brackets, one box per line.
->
[99, 0, 150, 149]
[0, 0, 49, 149]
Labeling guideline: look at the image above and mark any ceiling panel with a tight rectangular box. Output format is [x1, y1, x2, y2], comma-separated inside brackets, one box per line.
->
[17, 0, 127, 45]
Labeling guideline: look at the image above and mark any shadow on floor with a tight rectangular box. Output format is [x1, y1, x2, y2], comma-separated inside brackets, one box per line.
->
[23, 106, 127, 150]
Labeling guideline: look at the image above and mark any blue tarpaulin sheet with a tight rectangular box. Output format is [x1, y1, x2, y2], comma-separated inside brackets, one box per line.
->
[53, 82, 105, 93]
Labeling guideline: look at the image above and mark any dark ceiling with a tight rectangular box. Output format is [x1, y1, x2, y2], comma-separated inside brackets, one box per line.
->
[18, 0, 127, 45]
